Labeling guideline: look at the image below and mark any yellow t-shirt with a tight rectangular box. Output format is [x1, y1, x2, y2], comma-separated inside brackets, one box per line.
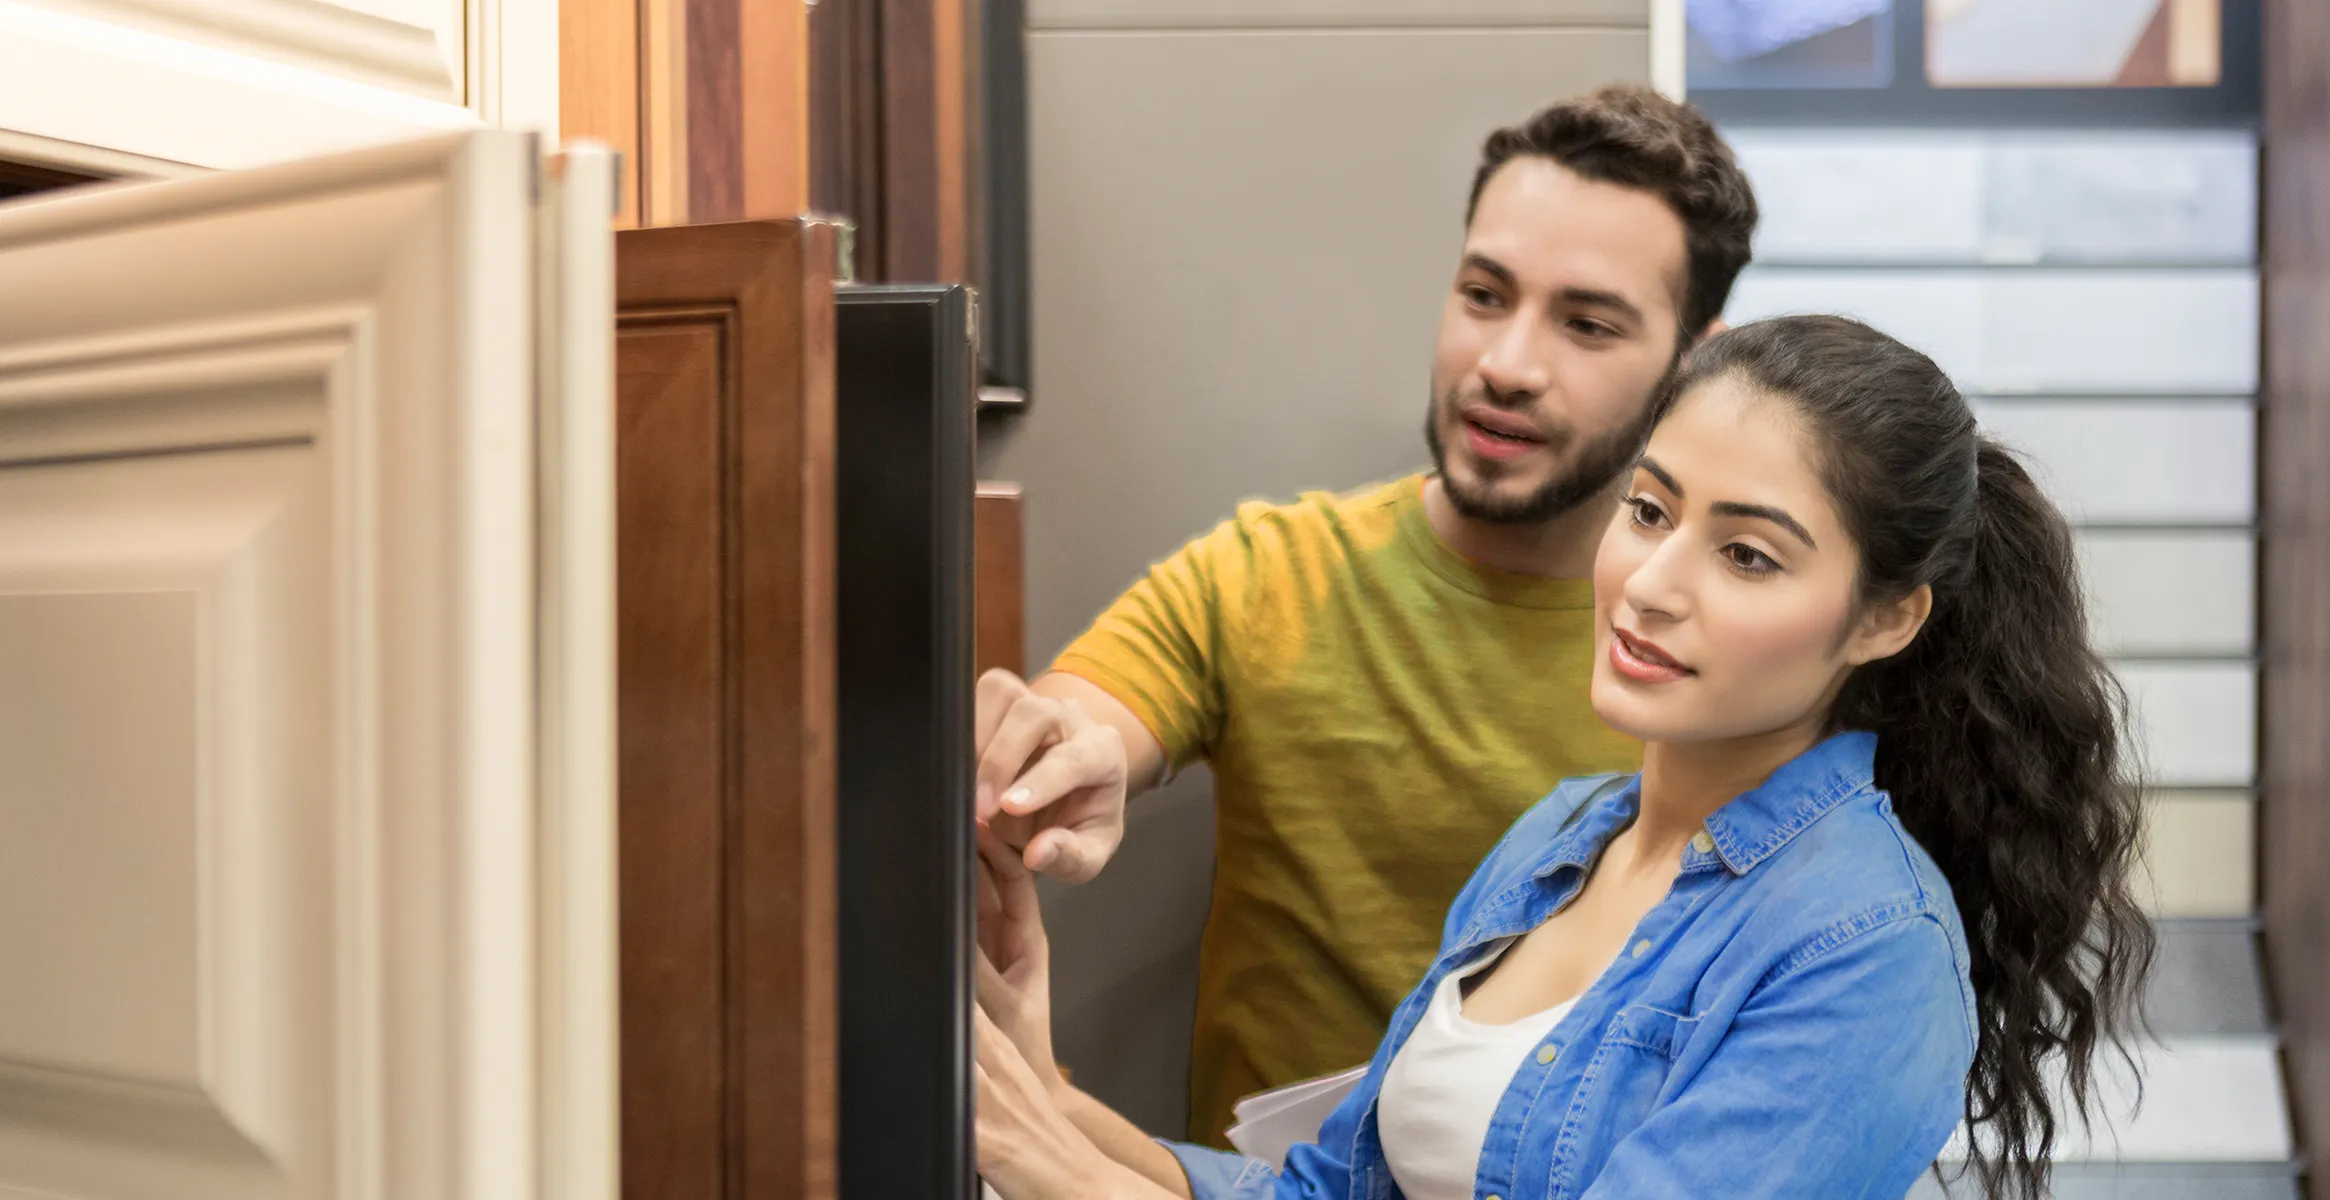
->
[1051, 473, 1642, 1148]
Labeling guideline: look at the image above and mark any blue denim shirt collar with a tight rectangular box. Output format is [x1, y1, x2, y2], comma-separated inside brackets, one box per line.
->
[1529, 730, 1878, 881]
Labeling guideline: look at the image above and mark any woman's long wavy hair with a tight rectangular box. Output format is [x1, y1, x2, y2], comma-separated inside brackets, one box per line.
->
[1661, 316, 2155, 1200]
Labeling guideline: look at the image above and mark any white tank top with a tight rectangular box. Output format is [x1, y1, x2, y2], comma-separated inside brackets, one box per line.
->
[1377, 940, 1598, 1200]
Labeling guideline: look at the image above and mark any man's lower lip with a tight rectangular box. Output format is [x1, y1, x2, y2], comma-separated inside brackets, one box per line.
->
[1463, 420, 1541, 462]
[1610, 637, 1691, 683]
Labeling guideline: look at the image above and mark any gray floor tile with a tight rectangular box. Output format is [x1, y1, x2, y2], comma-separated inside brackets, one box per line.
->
[1910, 1162, 2300, 1199]
[2147, 919, 2270, 1036]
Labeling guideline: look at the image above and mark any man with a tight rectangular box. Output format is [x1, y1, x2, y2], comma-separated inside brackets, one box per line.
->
[975, 83, 1760, 1148]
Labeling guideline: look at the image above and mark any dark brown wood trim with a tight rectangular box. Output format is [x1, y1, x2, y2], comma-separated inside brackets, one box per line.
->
[685, 0, 745, 222]
[2262, 0, 2330, 1193]
[878, 0, 936, 279]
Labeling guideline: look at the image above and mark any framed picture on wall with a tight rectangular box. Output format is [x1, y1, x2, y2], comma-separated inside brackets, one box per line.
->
[1689, 0, 2259, 125]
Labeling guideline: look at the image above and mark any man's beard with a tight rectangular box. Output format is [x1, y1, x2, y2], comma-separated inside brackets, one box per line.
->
[1423, 387, 1660, 525]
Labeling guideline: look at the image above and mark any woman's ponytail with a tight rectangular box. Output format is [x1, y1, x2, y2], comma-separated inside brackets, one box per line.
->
[1839, 441, 2154, 1199]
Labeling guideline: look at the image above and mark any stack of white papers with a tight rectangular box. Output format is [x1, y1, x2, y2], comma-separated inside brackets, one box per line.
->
[1223, 1064, 1370, 1170]
[979, 1064, 1368, 1196]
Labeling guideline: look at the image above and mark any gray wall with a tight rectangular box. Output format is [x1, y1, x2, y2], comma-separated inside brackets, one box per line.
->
[978, 0, 1652, 1137]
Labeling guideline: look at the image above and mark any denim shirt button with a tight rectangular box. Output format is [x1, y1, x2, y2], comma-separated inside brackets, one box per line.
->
[1536, 1043, 1558, 1065]
[1631, 938, 1652, 958]
[1691, 830, 1715, 854]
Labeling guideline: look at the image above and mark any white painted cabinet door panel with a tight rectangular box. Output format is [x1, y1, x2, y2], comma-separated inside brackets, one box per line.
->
[0, 130, 615, 1200]
[0, 0, 555, 174]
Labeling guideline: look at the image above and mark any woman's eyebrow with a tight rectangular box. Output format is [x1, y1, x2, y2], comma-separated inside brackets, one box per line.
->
[1711, 501, 1817, 550]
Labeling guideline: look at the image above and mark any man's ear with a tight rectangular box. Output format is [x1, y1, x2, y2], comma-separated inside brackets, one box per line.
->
[1692, 317, 1730, 347]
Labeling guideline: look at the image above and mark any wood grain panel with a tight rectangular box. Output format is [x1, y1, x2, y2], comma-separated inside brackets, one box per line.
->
[809, 0, 883, 253]
[741, 0, 811, 218]
[880, 0, 969, 280]
[615, 319, 725, 1195]
[560, 0, 642, 226]
[881, 0, 937, 278]
[2264, 0, 2330, 1192]
[974, 482, 1024, 676]
[615, 220, 838, 1200]
[935, 0, 969, 279]
[685, 0, 743, 221]
[642, 0, 688, 225]
[809, 0, 971, 281]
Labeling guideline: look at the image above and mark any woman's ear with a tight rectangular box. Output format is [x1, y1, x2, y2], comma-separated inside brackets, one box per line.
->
[1846, 583, 1933, 666]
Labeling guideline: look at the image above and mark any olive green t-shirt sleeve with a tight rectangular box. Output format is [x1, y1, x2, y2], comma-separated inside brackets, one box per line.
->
[1049, 516, 1248, 772]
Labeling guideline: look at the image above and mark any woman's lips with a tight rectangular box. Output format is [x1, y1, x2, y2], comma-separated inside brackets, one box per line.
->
[1610, 628, 1692, 684]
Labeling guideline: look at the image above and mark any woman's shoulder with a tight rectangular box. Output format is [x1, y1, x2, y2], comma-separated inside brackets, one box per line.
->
[1736, 787, 1976, 1020]
[1447, 773, 1638, 930]
[1770, 786, 1958, 915]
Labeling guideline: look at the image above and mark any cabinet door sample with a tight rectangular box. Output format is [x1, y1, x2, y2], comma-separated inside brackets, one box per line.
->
[0, 130, 619, 1200]
[614, 219, 840, 1200]
[0, 0, 555, 173]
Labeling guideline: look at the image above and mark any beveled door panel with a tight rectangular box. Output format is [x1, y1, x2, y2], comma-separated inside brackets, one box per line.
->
[0, 0, 555, 173]
[614, 219, 837, 1200]
[0, 130, 618, 1200]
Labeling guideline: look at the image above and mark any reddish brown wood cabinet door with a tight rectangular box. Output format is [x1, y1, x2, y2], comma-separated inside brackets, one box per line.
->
[973, 482, 1024, 678]
[614, 220, 839, 1200]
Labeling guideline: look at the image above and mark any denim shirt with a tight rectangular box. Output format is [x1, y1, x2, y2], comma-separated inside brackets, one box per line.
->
[1165, 731, 1977, 1200]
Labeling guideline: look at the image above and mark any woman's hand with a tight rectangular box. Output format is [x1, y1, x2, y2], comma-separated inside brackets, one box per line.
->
[976, 824, 1062, 1090]
[975, 1002, 1116, 1198]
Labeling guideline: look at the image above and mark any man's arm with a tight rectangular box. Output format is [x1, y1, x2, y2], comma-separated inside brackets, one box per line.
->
[974, 513, 1243, 880]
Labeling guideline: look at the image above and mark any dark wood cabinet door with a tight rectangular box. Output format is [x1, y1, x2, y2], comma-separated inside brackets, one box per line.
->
[614, 219, 838, 1200]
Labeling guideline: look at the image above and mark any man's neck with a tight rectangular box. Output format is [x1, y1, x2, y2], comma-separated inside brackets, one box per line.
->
[1421, 474, 1618, 579]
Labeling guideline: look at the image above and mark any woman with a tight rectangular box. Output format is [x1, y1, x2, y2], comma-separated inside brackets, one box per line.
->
[971, 315, 2153, 1200]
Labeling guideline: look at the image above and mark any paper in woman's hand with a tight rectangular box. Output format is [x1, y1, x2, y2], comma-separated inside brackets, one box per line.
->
[1222, 1064, 1368, 1169]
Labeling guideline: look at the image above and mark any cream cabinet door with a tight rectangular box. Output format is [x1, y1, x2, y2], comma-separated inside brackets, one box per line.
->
[0, 129, 616, 1200]
[0, 0, 555, 175]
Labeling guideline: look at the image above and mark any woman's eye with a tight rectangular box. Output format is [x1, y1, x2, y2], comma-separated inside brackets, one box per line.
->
[1628, 497, 1668, 529]
[1724, 543, 1779, 574]
[1463, 285, 1502, 308]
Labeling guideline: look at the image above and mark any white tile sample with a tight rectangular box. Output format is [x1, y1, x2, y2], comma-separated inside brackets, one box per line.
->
[1939, 1036, 2292, 1163]
[1724, 269, 2259, 395]
[1727, 129, 1986, 263]
[2058, 1036, 2291, 1162]
[1978, 401, 2255, 526]
[1728, 129, 2255, 266]
[2079, 531, 2254, 656]
[2119, 663, 2255, 789]
[1985, 133, 2256, 265]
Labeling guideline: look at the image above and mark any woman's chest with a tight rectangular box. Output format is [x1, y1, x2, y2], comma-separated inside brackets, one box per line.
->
[1461, 860, 1680, 1025]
